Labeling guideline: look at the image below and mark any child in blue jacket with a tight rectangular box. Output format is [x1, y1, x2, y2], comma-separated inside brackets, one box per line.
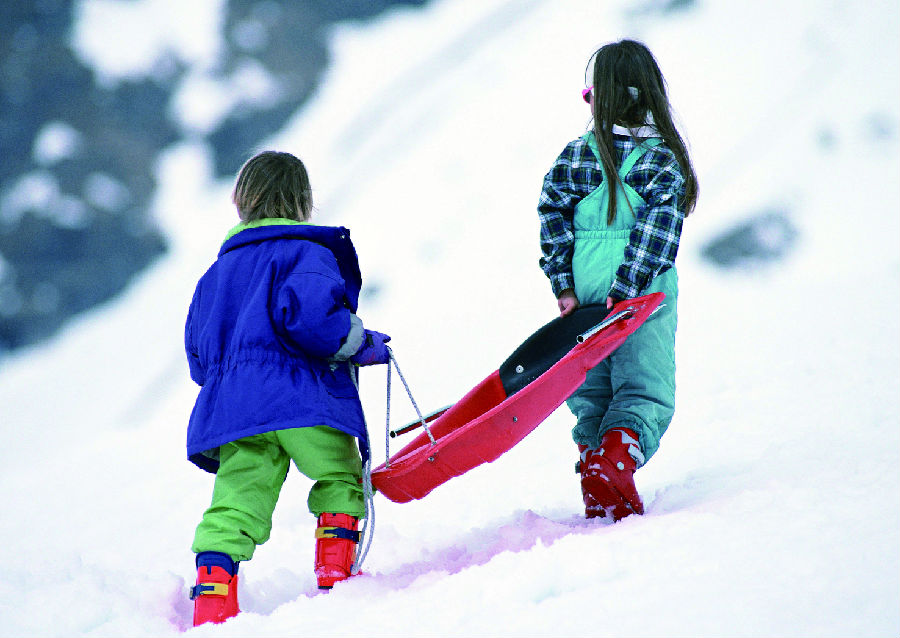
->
[184, 150, 390, 625]
[538, 40, 698, 521]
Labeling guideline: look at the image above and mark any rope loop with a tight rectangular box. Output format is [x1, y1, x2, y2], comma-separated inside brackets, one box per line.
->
[351, 454, 375, 575]
[385, 357, 392, 467]
[386, 347, 436, 447]
[347, 363, 375, 576]
[348, 348, 432, 575]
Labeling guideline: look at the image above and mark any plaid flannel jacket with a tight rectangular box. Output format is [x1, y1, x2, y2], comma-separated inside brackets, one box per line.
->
[538, 133, 686, 300]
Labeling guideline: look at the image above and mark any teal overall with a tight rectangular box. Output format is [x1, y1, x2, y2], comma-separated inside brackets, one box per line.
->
[567, 133, 678, 464]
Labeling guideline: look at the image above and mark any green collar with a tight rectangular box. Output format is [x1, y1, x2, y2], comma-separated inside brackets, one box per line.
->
[223, 218, 309, 243]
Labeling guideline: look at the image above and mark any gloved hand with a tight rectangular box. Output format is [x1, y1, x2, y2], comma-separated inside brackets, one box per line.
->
[350, 330, 391, 366]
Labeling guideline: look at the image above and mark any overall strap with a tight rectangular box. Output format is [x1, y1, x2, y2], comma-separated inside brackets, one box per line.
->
[581, 133, 664, 182]
[618, 137, 663, 178]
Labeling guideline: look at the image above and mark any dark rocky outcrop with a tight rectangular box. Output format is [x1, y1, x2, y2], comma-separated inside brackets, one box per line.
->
[0, 0, 428, 355]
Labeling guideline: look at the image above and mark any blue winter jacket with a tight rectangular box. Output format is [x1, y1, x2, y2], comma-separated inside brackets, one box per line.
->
[184, 220, 369, 473]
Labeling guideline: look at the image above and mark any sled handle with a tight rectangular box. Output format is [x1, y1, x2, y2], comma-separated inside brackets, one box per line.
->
[576, 302, 666, 343]
[390, 405, 453, 438]
[576, 307, 636, 343]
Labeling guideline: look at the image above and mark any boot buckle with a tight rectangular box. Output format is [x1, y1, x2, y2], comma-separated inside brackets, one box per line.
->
[190, 582, 229, 600]
[315, 526, 360, 542]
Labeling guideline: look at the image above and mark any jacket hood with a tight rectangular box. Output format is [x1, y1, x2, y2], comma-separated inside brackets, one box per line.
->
[219, 220, 363, 311]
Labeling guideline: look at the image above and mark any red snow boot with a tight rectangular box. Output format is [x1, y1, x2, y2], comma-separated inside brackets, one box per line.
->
[315, 513, 360, 589]
[578, 428, 645, 521]
[577, 444, 603, 514]
[190, 552, 239, 626]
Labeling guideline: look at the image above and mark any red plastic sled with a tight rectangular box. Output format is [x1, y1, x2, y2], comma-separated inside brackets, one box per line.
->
[371, 292, 665, 503]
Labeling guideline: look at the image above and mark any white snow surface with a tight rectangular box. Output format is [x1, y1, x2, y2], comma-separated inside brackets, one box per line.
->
[3, 0, 899, 636]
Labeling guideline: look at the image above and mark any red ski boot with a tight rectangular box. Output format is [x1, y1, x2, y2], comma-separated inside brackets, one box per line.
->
[190, 552, 239, 626]
[578, 428, 645, 521]
[314, 513, 360, 589]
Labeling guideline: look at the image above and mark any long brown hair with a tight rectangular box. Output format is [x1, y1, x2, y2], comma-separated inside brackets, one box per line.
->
[589, 40, 698, 223]
[232, 151, 313, 222]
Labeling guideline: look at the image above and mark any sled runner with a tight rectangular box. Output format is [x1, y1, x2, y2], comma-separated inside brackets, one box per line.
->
[371, 292, 665, 503]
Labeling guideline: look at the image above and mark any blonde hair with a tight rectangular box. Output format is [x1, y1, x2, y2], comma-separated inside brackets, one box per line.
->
[232, 151, 313, 222]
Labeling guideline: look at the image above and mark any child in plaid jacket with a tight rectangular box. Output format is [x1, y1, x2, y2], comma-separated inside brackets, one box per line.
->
[538, 39, 698, 521]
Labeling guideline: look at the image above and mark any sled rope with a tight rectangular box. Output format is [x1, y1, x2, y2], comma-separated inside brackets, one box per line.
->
[352, 454, 375, 576]
[385, 352, 392, 465]
[348, 364, 375, 576]
[346, 349, 432, 573]
[384, 347, 436, 469]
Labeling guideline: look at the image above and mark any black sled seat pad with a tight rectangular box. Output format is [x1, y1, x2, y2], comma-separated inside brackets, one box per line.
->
[499, 304, 612, 397]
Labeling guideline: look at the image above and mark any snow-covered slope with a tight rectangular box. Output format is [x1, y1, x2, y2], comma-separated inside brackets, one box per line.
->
[1, 0, 898, 636]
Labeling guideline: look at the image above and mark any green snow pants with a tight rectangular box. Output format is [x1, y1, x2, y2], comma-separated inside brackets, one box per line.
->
[192, 425, 364, 562]
[566, 270, 678, 465]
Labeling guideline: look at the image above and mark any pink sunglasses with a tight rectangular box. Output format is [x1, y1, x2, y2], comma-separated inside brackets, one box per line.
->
[582, 86, 593, 103]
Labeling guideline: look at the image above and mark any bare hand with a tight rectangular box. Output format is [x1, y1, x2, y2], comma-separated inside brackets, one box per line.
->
[558, 289, 580, 317]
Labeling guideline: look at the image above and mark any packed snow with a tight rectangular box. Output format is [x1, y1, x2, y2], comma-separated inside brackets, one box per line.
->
[1, 0, 898, 636]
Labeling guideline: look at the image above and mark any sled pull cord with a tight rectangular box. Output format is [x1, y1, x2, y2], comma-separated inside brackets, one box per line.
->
[348, 365, 375, 576]
[384, 348, 436, 468]
[352, 453, 375, 576]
